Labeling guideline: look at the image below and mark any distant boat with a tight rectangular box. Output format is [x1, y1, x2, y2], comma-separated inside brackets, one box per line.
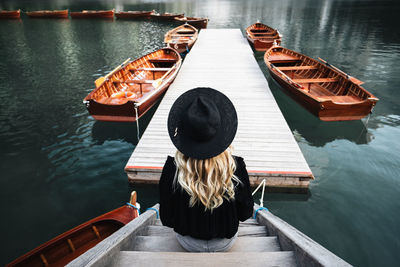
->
[175, 16, 209, 29]
[115, 10, 155, 19]
[0, 9, 21, 19]
[264, 46, 379, 121]
[83, 48, 182, 122]
[26, 9, 69, 19]
[150, 12, 184, 20]
[6, 191, 140, 267]
[246, 22, 281, 51]
[164, 24, 198, 54]
[70, 9, 114, 19]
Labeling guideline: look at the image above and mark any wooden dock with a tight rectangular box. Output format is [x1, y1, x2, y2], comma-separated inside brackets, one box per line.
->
[125, 29, 314, 191]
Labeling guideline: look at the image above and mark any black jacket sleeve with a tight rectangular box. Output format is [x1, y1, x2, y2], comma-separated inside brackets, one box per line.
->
[159, 156, 176, 227]
[234, 157, 254, 221]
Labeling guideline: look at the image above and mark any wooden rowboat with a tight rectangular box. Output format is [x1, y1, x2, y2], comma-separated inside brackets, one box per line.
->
[115, 10, 155, 19]
[0, 9, 21, 19]
[70, 9, 114, 19]
[175, 16, 209, 29]
[6, 191, 140, 267]
[264, 46, 379, 121]
[83, 48, 182, 122]
[246, 22, 281, 51]
[67, 204, 351, 266]
[164, 24, 198, 54]
[26, 10, 69, 19]
[150, 12, 184, 20]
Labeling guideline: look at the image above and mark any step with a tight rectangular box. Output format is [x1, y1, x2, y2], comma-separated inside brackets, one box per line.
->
[114, 251, 296, 267]
[146, 225, 268, 237]
[154, 218, 259, 226]
[131, 236, 281, 252]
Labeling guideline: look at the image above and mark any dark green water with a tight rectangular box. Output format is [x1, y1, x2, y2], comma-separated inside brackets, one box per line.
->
[1, 0, 399, 266]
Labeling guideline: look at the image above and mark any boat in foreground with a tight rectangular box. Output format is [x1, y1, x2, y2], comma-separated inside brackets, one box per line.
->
[175, 16, 209, 29]
[150, 12, 184, 20]
[115, 10, 155, 19]
[246, 22, 281, 51]
[26, 10, 69, 18]
[83, 48, 182, 122]
[67, 204, 351, 267]
[0, 9, 21, 19]
[264, 46, 378, 121]
[7, 191, 139, 267]
[70, 9, 114, 19]
[164, 24, 198, 54]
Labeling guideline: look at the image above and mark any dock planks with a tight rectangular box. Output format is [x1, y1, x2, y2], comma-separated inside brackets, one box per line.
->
[125, 29, 313, 190]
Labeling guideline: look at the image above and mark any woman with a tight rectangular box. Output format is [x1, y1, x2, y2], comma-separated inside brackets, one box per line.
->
[159, 87, 254, 252]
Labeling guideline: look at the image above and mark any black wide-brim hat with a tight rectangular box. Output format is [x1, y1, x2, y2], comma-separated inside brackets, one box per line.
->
[168, 87, 238, 160]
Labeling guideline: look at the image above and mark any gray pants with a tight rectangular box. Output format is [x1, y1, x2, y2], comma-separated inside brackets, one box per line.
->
[176, 232, 238, 252]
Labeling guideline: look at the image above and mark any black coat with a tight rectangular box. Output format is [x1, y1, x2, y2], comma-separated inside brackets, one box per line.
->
[159, 156, 254, 240]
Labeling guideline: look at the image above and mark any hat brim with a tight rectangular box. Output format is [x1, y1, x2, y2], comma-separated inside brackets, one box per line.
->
[168, 88, 238, 160]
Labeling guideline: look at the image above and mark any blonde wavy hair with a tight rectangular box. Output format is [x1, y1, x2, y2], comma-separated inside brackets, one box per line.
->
[174, 146, 240, 211]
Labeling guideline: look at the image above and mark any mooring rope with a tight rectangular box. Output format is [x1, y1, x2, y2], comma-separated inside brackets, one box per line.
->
[252, 178, 266, 207]
[126, 202, 141, 215]
[126, 203, 159, 219]
[253, 207, 269, 219]
[134, 105, 140, 141]
[146, 208, 159, 219]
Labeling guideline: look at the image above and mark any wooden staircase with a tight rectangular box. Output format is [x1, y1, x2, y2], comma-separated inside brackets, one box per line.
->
[67, 204, 351, 267]
[113, 219, 297, 267]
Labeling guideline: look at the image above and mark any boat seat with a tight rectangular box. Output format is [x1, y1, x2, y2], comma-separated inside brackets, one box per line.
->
[114, 80, 155, 84]
[148, 59, 177, 63]
[278, 66, 318, 71]
[130, 68, 170, 72]
[292, 78, 338, 83]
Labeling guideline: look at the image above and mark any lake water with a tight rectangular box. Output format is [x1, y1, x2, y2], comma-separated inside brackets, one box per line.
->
[1, 0, 399, 266]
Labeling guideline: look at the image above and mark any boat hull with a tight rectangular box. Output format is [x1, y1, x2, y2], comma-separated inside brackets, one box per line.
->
[70, 10, 114, 18]
[115, 11, 153, 19]
[86, 83, 169, 122]
[246, 22, 281, 51]
[151, 13, 184, 20]
[84, 48, 182, 122]
[26, 10, 68, 18]
[246, 35, 281, 51]
[6, 205, 138, 267]
[175, 17, 208, 29]
[0, 10, 21, 19]
[267, 67, 376, 121]
[164, 24, 198, 54]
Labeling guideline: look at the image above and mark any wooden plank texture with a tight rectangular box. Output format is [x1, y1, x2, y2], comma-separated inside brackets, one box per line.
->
[132, 236, 281, 252]
[125, 29, 313, 189]
[145, 225, 268, 237]
[114, 251, 297, 267]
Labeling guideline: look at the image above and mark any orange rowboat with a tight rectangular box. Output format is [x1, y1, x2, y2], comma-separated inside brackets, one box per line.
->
[0, 9, 21, 19]
[115, 10, 155, 19]
[246, 22, 281, 51]
[6, 191, 140, 267]
[83, 48, 182, 122]
[264, 46, 379, 121]
[70, 9, 114, 19]
[175, 16, 209, 29]
[164, 24, 198, 54]
[26, 10, 69, 19]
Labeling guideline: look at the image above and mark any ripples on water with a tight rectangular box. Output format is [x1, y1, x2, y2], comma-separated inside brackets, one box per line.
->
[0, 0, 400, 266]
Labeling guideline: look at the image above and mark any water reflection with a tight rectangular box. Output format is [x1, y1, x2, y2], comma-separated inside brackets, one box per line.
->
[92, 121, 139, 145]
[91, 99, 161, 145]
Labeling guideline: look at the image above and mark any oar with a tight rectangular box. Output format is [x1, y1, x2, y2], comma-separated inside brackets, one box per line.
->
[151, 64, 176, 88]
[95, 58, 131, 88]
[318, 57, 364, 85]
